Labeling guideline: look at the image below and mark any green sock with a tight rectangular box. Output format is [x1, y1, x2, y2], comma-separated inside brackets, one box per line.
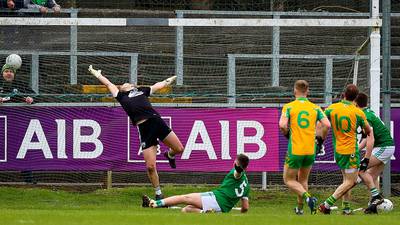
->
[325, 195, 337, 207]
[342, 201, 351, 210]
[297, 203, 304, 210]
[370, 188, 379, 197]
[155, 200, 165, 207]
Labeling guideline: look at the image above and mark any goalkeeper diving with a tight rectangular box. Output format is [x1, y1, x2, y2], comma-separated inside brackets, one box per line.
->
[88, 65, 185, 201]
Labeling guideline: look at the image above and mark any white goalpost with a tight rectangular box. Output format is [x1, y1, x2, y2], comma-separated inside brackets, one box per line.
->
[369, 0, 381, 116]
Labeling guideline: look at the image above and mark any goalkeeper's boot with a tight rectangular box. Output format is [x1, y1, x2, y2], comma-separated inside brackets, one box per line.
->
[142, 195, 151, 207]
[294, 207, 304, 215]
[164, 151, 176, 169]
[318, 203, 331, 215]
[307, 197, 318, 214]
[155, 194, 164, 200]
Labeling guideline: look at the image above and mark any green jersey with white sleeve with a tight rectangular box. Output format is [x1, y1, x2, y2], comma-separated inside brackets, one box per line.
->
[363, 108, 394, 147]
[212, 169, 250, 212]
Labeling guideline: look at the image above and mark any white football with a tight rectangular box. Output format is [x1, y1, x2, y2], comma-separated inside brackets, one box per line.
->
[377, 199, 393, 212]
[6, 54, 22, 69]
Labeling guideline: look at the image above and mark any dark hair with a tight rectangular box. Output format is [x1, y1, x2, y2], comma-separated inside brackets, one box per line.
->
[237, 154, 250, 169]
[343, 84, 359, 101]
[294, 80, 309, 93]
[355, 92, 368, 108]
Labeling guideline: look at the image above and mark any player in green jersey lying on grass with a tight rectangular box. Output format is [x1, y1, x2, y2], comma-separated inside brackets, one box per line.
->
[142, 154, 250, 213]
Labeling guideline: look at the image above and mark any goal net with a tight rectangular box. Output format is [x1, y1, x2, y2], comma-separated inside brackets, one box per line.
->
[0, 7, 393, 191]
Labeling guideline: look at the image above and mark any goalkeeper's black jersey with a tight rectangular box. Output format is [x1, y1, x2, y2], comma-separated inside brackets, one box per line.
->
[115, 86, 160, 125]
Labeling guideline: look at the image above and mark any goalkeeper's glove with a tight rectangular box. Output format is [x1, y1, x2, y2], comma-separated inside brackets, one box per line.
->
[315, 136, 324, 155]
[88, 65, 102, 78]
[164, 75, 177, 86]
[360, 158, 370, 172]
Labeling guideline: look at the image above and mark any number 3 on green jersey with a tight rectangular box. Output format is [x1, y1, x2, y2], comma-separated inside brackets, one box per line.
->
[235, 180, 247, 197]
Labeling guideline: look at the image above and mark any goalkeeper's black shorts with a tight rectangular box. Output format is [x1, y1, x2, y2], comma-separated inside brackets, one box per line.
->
[137, 117, 172, 150]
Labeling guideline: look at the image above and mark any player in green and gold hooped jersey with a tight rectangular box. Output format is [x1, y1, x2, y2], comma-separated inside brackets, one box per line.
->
[142, 154, 250, 213]
[279, 80, 331, 215]
[355, 92, 395, 213]
[318, 84, 372, 215]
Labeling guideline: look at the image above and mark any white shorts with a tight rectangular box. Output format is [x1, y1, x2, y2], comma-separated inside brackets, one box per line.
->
[372, 146, 395, 164]
[200, 192, 222, 212]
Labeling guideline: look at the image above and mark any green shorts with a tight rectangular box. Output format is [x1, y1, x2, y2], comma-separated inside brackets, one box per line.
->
[334, 150, 360, 170]
[285, 153, 315, 169]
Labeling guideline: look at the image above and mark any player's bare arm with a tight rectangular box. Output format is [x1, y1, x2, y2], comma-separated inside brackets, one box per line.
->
[88, 65, 119, 97]
[278, 113, 289, 136]
[359, 127, 375, 151]
[364, 127, 375, 159]
[363, 123, 372, 136]
[316, 117, 331, 140]
[240, 197, 249, 213]
[150, 75, 177, 94]
[320, 117, 331, 130]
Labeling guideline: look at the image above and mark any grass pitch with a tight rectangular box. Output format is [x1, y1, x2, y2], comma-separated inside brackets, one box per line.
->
[0, 185, 399, 225]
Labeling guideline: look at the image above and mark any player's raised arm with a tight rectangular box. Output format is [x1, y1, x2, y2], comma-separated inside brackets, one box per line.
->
[150, 75, 177, 95]
[88, 65, 119, 97]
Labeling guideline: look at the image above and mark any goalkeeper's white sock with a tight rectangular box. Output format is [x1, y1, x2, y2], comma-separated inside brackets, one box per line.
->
[155, 186, 162, 196]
